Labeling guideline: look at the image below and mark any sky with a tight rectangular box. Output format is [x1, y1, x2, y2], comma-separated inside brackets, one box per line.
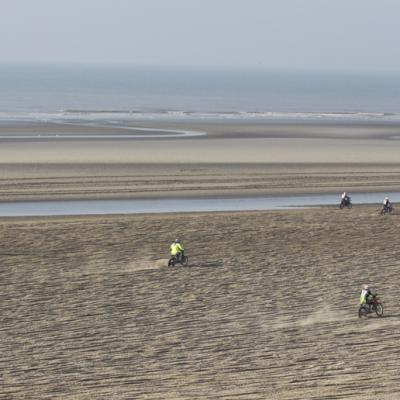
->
[1, 0, 400, 72]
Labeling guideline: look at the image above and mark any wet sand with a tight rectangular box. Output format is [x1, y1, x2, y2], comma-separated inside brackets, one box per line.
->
[1, 120, 400, 165]
[1, 162, 400, 202]
[1, 119, 400, 202]
[1, 206, 400, 399]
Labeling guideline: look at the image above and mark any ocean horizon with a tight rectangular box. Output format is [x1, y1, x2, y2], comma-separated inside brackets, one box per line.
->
[0, 63, 399, 122]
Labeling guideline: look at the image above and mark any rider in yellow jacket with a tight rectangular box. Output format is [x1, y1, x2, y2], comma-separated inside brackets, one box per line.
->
[360, 284, 373, 310]
[170, 239, 184, 262]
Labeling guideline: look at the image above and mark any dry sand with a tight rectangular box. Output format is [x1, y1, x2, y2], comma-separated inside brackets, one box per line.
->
[1, 119, 400, 399]
[1, 206, 400, 399]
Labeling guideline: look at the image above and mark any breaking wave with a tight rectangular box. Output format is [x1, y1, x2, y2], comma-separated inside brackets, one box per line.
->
[1, 110, 400, 123]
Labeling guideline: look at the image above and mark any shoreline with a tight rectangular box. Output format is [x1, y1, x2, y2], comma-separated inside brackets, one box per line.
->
[0, 119, 400, 201]
[1, 120, 400, 165]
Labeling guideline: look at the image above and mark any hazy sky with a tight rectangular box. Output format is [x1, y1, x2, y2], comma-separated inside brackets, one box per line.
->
[1, 0, 399, 72]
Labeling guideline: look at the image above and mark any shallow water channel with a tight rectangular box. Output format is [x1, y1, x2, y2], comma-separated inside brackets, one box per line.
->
[0, 192, 399, 217]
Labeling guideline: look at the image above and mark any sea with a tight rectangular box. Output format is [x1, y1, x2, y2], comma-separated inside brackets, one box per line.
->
[0, 63, 399, 123]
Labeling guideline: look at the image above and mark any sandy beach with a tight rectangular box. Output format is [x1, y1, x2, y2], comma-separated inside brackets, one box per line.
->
[1, 119, 400, 399]
[1, 206, 400, 399]
[2, 0, 400, 397]
[0, 119, 400, 202]
[1, 120, 400, 165]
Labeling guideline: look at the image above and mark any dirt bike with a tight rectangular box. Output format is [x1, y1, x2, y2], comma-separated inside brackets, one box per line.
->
[168, 253, 189, 267]
[380, 204, 394, 215]
[339, 197, 352, 209]
[358, 295, 384, 318]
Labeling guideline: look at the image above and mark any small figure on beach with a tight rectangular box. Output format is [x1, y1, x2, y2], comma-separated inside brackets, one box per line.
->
[168, 239, 188, 266]
[383, 197, 390, 207]
[381, 197, 394, 215]
[358, 284, 384, 318]
[359, 284, 373, 310]
[170, 238, 184, 262]
[339, 192, 352, 209]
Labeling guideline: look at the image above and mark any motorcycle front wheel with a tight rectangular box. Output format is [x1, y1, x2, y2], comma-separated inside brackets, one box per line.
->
[181, 255, 189, 266]
[374, 303, 384, 317]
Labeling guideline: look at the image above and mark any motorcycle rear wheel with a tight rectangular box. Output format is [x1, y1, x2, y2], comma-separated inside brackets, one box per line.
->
[168, 258, 175, 267]
[358, 306, 369, 318]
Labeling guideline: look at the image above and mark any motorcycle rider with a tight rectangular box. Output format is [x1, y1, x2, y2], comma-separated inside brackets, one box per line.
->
[341, 191, 351, 206]
[360, 284, 373, 311]
[170, 239, 184, 262]
[383, 196, 391, 211]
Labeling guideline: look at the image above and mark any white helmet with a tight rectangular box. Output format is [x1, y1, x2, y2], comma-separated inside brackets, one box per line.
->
[363, 284, 369, 290]
[385, 197, 389, 201]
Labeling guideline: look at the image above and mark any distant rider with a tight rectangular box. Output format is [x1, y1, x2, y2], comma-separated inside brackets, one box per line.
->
[383, 197, 391, 210]
[170, 239, 184, 262]
[360, 284, 373, 311]
[341, 192, 351, 206]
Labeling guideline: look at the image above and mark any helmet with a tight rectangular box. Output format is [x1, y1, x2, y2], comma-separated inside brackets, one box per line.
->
[385, 197, 389, 201]
[175, 239, 180, 243]
[363, 284, 369, 290]
[343, 192, 347, 196]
